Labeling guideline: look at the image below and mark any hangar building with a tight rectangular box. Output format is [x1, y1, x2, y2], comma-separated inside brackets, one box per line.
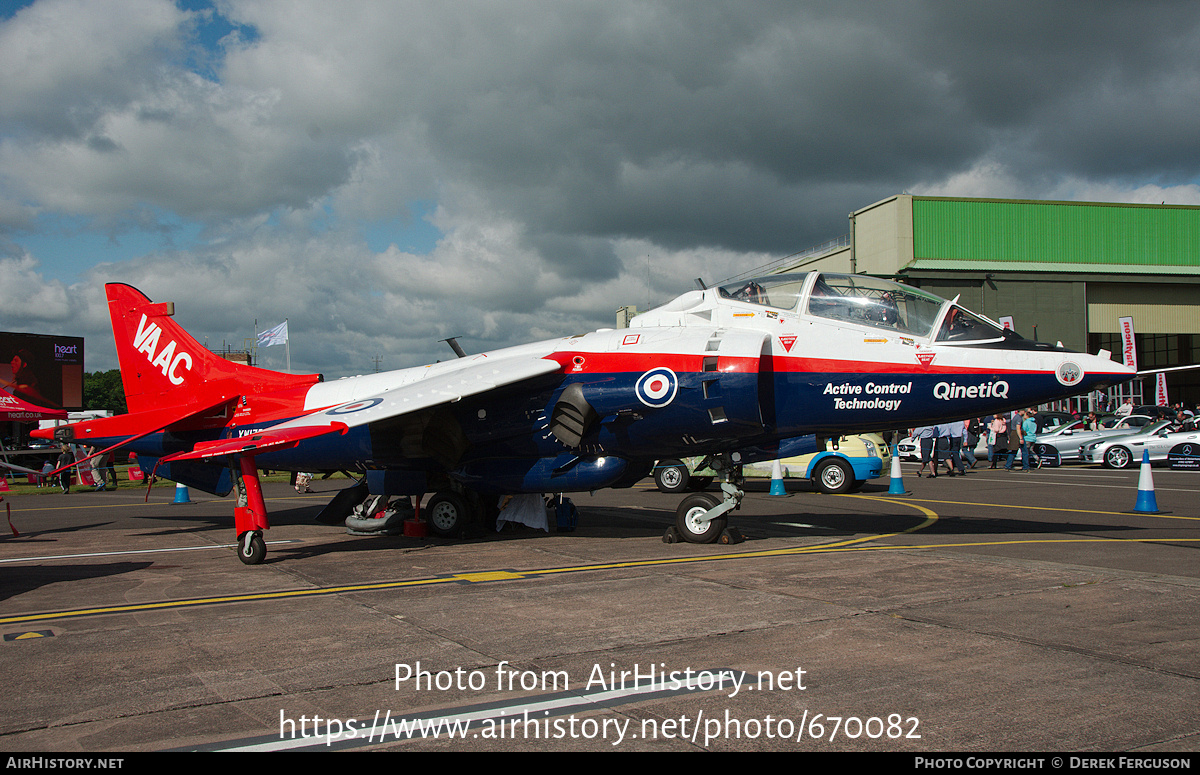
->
[756, 195, 1200, 410]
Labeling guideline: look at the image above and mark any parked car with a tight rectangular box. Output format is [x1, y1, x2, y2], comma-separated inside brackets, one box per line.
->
[1033, 411, 1075, 432]
[745, 433, 888, 494]
[1032, 415, 1157, 463]
[1082, 420, 1200, 468]
[896, 435, 920, 461]
[1029, 416, 1145, 462]
[654, 433, 888, 495]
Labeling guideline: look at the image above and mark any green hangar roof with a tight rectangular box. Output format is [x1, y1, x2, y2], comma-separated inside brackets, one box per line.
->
[909, 197, 1200, 275]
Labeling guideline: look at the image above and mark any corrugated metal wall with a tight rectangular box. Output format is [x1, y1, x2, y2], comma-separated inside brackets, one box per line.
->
[912, 198, 1200, 268]
[1088, 283, 1200, 334]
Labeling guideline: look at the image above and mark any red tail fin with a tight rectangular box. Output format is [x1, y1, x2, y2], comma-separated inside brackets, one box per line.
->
[106, 284, 320, 414]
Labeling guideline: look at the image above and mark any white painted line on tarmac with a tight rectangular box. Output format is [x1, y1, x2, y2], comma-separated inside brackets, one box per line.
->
[0, 540, 303, 564]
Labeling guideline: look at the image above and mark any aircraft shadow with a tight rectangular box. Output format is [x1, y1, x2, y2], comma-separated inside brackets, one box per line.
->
[0, 521, 114, 539]
[0, 561, 153, 602]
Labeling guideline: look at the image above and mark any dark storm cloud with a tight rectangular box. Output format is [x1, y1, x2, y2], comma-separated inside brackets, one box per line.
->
[408, 2, 986, 252]
[883, 1, 1200, 181]
[386, 1, 1200, 255]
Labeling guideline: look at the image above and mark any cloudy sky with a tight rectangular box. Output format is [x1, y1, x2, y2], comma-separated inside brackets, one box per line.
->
[3, 0, 1200, 376]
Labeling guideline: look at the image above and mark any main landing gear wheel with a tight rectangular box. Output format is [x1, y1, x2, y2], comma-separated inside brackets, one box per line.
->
[675, 492, 726, 543]
[654, 460, 690, 493]
[1104, 446, 1133, 469]
[238, 530, 266, 565]
[426, 491, 472, 538]
[813, 458, 854, 495]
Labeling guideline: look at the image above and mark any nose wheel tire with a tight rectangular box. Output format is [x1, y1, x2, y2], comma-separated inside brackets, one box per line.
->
[675, 492, 726, 543]
[238, 530, 266, 565]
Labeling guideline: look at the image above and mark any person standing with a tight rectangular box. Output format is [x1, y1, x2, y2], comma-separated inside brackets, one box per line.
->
[88, 446, 106, 491]
[1004, 411, 1020, 470]
[962, 418, 979, 470]
[989, 414, 1009, 469]
[56, 445, 73, 493]
[1019, 409, 1039, 471]
[934, 423, 954, 476]
[945, 421, 966, 476]
[105, 449, 119, 489]
[1005, 410, 1026, 471]
[913, 425, 938, 478]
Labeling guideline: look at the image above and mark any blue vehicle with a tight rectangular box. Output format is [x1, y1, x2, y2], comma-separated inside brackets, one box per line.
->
[656, 433, 887, 495]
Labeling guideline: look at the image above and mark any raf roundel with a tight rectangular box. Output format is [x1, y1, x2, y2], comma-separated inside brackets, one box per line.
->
[327, 397, 383, 415]
[635, 367, 679, 408]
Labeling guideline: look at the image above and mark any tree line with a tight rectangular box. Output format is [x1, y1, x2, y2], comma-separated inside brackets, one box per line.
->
[83, 370, 128, 415]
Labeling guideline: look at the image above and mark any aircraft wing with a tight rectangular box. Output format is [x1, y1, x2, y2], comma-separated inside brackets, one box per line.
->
[165, 353, 563, 462]
[0, 459, 44, 477]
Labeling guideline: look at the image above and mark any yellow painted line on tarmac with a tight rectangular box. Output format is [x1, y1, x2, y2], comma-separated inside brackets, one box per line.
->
[0, 575, 457, 626]
[860, 496, 1200, 521]
[0, 497, 943, 627]
[822, 537, 1200, 552]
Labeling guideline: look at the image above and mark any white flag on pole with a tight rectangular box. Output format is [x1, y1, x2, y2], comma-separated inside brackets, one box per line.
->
[257, 320, 288, 347]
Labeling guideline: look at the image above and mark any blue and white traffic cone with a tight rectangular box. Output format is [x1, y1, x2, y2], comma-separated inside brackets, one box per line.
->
[172, 482, 192, 504]
[887, 444, 909, 495]
[1133, 449, 1161, 513]
[769, 459, 787, 496]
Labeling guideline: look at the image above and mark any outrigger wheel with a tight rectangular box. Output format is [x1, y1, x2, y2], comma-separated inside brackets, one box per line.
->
[238, 530, 266, 565]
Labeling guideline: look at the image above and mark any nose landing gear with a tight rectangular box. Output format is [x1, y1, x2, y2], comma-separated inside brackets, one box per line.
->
[663, 453, 745, 545]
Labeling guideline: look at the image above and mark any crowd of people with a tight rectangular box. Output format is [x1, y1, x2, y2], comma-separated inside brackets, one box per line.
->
[909, 401, 1198, 478]
[910, 410, 1050, 477]
[41, 444, 118, 494]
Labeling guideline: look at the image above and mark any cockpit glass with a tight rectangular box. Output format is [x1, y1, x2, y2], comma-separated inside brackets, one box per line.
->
[935, 306, 1007, 343]
[806, 273, 945, 338]
[717, 273, 809, 312]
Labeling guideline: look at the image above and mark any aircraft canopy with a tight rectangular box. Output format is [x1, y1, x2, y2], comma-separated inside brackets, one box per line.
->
[717, 272, 1008, 343]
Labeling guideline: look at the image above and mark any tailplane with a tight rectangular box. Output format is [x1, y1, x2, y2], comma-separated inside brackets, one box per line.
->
[106, 283, 320, 414]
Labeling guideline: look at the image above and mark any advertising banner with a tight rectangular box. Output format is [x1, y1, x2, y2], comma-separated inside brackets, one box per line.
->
[1156, 373, 1169, 406]
[0, 391, 67, 421]
[1, 331, 85, 412]
[1118, 316, 1137, 371]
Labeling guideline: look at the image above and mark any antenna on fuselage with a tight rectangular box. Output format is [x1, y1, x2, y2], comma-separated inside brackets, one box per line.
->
[695, 278, 708, 290]
[441, 337, 468, 358]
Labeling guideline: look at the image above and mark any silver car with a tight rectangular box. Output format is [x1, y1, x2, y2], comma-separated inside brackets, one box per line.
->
[1082, 420, 1200, 468]
[1031, 415, 1156, 463]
